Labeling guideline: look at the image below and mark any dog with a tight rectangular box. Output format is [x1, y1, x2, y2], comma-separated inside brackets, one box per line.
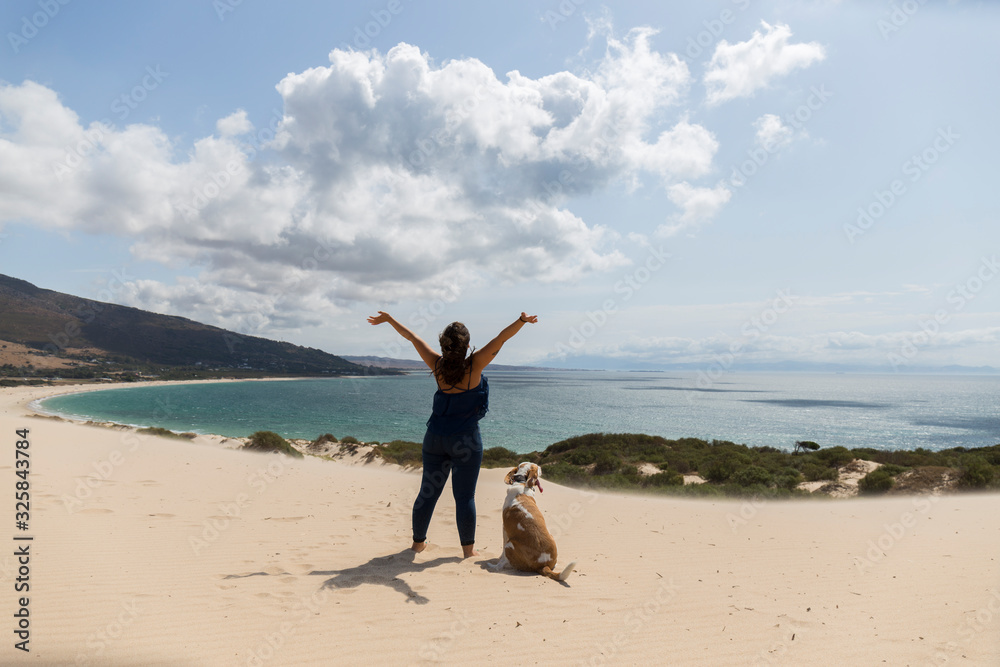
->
[490, 462, 576, 582]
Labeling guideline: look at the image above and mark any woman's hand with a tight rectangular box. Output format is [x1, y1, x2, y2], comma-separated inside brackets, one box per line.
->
[519, 312, 538, 324]
[367, 311, 392, 325]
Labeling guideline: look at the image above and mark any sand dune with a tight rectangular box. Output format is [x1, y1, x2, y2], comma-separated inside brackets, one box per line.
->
[1, 382, 998, 665]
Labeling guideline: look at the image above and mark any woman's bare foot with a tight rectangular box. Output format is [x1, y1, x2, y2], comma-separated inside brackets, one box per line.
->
[411, 541, 427, 553]
[462, 544, 479, 558]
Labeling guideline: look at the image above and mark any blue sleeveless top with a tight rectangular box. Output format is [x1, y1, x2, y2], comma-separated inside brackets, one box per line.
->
[425, 375, 489, 436]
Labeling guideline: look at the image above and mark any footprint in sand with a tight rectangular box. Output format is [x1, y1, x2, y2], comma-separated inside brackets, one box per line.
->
[776, 613, 819, 630]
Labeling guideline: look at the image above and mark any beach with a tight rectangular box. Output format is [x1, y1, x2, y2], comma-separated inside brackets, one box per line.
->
[1, 382, 999, 666]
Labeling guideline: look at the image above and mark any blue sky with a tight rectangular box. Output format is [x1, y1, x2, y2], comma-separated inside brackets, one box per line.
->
[1, 0, 998, 371]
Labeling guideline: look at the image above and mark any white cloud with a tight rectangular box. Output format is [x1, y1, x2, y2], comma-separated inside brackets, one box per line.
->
[657, 182, 732, 236]
[704, 22, 826, 106]
[0, 29, 726, 336]
[216, 110, 253, 137]
[753, 113, 795, 151]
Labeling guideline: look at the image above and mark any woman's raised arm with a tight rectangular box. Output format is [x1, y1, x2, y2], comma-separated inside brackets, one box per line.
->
[367, 311, 440, 370]
[472, 312, 537, 373]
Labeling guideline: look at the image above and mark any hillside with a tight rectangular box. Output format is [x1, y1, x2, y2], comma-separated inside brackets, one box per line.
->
[0, 274, 392, 377]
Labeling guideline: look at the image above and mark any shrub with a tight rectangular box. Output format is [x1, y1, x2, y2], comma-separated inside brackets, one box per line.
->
[340, 435, 361, 445]
[312, 433, 338, 446]
[643, 471, 683, 487]
[244, 431, 303, 458]
[482, 447, 521, 468]
[799, 462, 838, 482]
[815, 446, 853, 467]
[702, 452, 747, 483]
[731, 465, 774, 488]
[773, 467, 803, 490]
[593, 451, 620, 475]
[374, 440, 423, 466]
[958, 456, 995, 489]
[137, 426, 187, 440]
[878, 463, 908, 477]
[858, 468, 894, 495]
[566, 448, 597, 466]
[541, 462, 589, 485]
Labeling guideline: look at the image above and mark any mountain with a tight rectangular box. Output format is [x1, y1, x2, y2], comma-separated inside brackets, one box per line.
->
[0, 273, 392, 376]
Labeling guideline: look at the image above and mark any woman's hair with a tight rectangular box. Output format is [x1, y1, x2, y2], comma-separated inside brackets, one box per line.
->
[436, 321, 472, 386]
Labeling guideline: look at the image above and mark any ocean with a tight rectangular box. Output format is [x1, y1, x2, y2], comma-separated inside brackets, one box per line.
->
[37, 371, 1000, 454]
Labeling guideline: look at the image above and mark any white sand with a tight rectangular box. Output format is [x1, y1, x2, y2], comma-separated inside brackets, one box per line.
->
[1, 382, 998, 665]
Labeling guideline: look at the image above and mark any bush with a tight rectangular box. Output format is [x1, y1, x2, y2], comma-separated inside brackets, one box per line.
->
[815, 446, 854, 467]
[541, 462, 589, 485]
[799, 462, 838, 482]
[958, 456, 995, 489]
[878, 463, 908, 477]
[702, 452, 748, 483]
[593, 451, 620, 475]
[482, 447, 521, 468]
[374, 440, 422, 466]
[244, 431, 303, 458]
[312, 433, 338, 446]
[566, 448, 597, 466]
[340, 435, 361, 445]
[137, 426, 187, 440]
[858, 468, 894, 495]
[643, 471, 683, 487]
[773, 467, 803, 490]
[730, 465, 774, 488]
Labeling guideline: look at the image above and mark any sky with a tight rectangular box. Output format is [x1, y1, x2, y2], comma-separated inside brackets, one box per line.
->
[1, 0, 998, 371]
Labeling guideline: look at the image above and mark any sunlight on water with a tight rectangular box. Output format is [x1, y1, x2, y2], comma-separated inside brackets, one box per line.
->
[40, 371, 1000, 454]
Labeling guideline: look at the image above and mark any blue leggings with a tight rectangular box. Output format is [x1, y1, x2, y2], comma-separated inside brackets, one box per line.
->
[412, 428, 483, 546]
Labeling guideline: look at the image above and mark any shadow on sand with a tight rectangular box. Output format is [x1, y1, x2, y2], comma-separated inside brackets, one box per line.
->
[308, 549, 463, 604]
[474, 558, 573, 587]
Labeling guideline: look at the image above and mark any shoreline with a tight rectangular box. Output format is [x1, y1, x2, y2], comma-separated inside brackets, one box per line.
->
[15, 380, 999, 501]
[0, 382, 997, 664]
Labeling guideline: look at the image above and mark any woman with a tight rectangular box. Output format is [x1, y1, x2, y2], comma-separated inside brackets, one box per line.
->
[367, 311, 537, 557]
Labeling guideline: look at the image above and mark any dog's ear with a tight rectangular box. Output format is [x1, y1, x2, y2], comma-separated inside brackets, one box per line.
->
[504, 468, 518, 485]
[528, 464, 543, 492]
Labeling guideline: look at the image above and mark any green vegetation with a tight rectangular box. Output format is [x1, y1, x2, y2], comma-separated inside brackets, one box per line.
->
[288, 430, 1000, 499]
[482, 446, 520, 467]
[345, 432, 1000, 498]
[959, 456, 995, 488]
[858, 468, 895, 495]
[370, 440, 423, 466]
[242, 430, 303, 458]
[136, 426, 194, 440]
[473, 433, 1000, 498]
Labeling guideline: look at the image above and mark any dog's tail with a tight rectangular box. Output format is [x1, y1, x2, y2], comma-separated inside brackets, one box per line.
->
[542, 560, 577, 582]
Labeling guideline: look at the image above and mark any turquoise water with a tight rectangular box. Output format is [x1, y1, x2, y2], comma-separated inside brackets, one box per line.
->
[38, 371, 1000, 454]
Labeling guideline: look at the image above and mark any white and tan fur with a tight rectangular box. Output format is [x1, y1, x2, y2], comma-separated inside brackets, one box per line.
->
[490, 462, 576, 582]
